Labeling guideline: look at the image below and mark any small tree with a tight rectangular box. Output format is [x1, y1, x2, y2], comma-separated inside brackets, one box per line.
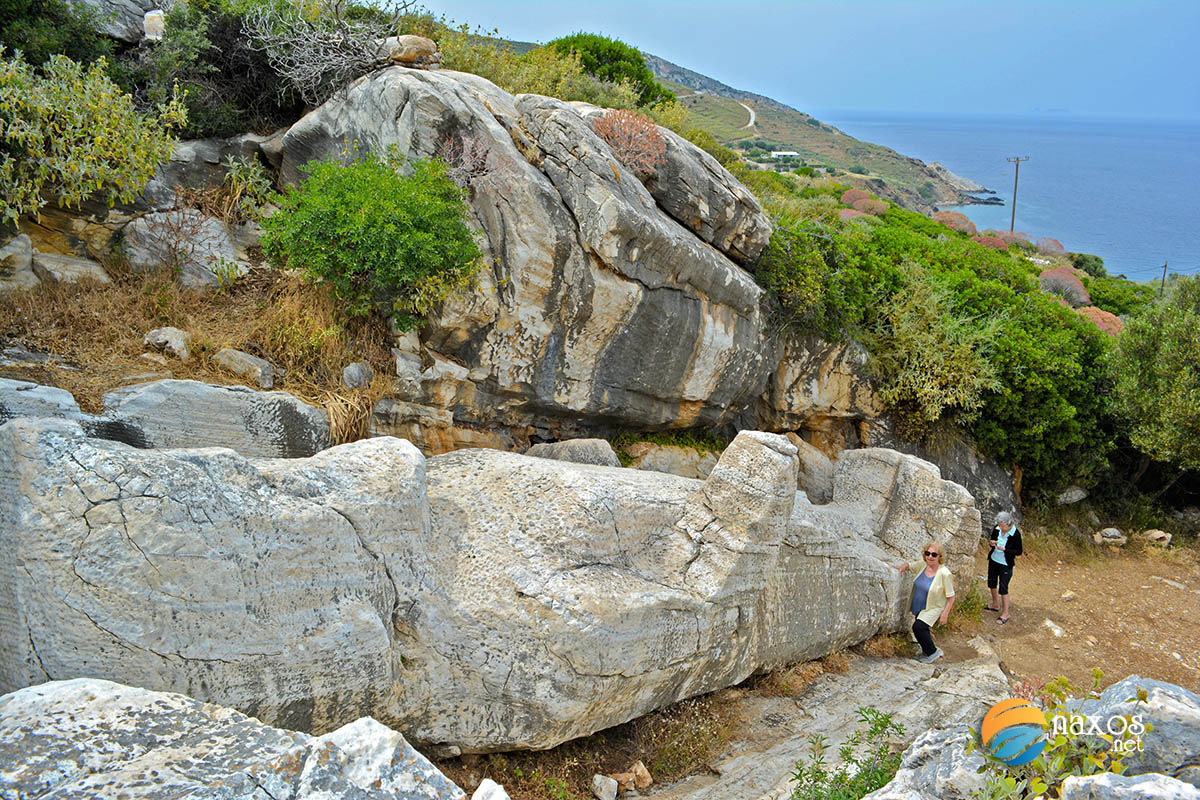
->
[262, 150, 480, 330]
[0, 50, 186, 225]
[590, 109, 667, 178]
[547, 32, 673, 107]
[1111, 276, 1200, 482]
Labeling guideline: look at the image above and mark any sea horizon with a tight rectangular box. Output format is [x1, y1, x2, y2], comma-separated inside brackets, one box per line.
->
[811, 109, 1200, 282]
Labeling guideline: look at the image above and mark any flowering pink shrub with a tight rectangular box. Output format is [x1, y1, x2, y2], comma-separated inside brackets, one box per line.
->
[589, 109, 667, 178]
[1036, 237, 1065, 255]
[982, 229, 1031, 246]
[971, 234, 1007, 250]
[838, 208, 867, 222]
[840, 189, 870, 206]
[852, 197, 888, 215]
[932, 210, 977, 235]
[1040, 267, 1091, 307]
[1076, 306, 1123, 335]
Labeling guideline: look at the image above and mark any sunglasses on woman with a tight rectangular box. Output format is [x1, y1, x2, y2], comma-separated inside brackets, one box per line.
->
[923, 551, 940, 558]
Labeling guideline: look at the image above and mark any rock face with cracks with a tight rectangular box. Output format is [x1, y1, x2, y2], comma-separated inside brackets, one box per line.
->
[0, 419, 981, 753]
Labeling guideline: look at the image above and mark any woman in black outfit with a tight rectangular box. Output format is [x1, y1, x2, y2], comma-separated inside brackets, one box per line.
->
[987, 510, 1023, 623]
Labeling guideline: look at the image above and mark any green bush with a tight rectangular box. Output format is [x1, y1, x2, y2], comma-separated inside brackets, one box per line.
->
[547, 32, 674, 107]
[848, 164, 867, 174]
[261, 150, 481, 330]
[682, 128, 738, 167]
[1070, 251, 1105, 278]
[867, 268, 1002, 438]
[1083, 274, 1154, 317]
[790, 707, 904, 800]
[0, 0, 112, 67]
[0, 50, 186, 226]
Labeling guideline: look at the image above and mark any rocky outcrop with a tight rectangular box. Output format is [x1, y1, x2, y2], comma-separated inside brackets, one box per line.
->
[0, 234, 37, 290]
[526, 438, 621, 467]
[279, 67, 775, 441]
[122, 209, 242, 288]
[0, 678, 471, 799]
[928, 162, 991, 194]
[31, 252, 110, 285]
[78, 0, 155, 41]
[100, 379, 328, 456]
[0, 420, 980, 753]
[624, 441, 720, 479]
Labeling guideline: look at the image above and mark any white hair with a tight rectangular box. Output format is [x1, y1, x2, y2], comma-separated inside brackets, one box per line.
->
[995, 511, 1016, 526]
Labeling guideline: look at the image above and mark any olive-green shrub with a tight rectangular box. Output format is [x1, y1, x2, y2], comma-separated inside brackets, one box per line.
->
[261, 150, 481, 330]
[547, 32, 674, 107]
[0, 50, 186, 226]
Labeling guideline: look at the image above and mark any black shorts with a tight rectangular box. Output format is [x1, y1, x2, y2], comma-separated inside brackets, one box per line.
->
[987, 559, 1013, 594]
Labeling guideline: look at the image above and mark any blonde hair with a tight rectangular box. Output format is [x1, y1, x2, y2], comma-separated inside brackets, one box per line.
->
[922, 541, 944, 564]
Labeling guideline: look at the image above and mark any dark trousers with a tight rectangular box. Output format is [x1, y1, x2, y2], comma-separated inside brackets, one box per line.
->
[912, 617, 936, 656]
[987, 560, 1013, 595]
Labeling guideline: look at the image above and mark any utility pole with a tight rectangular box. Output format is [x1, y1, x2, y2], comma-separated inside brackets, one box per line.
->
[1007, 156, 1029, 232]
[1161, 261, 1169, 296]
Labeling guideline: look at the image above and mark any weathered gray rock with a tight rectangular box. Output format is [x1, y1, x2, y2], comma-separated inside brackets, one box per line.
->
[859, 726, 986, 800]
[1094, 527, 1128, 547]
[0, 678, 467, 799]
[122, 210, 241, 288]
[0, 421, 422, 731]
[101, 379, 328, 456]
[143, 8, 164, 38]
[380, 34, 440, 66]
[785, 432, 834, 503]
[646, 639, 1010, 800]
[592, 774, 619, 800]
[472, 779, 512, 800]
[30, 251, 111, 284]
[1060, 773, 1200, 800]
[1058, 485, 1089, 505]
[527, 438, 622, 467]
[571, 103, 770, 265]
[280, 67, 772, 436]
[0, 378, 84, 425]
[144, 326, 192, 361]
[625, 440, 720, 479]
[0, 420, 981, 752]
[1075, 676, 1200, 788]
[213, 347, 279, 388]
[343, 360, 374, 389]
[1139, 529, 1173, 547]
[827, 448, 981, 590]
[77, 0, 155, 41]
[0, 233, 37, 291]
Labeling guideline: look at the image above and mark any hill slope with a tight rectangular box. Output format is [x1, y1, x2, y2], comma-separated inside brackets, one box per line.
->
[642, 51, 995, 212]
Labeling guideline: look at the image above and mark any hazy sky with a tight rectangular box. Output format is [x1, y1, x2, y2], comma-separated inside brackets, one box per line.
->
[427, 0, 1199, 120]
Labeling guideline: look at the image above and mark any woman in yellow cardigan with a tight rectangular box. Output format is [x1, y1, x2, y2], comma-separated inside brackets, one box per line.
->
[896, 540, 955, 663]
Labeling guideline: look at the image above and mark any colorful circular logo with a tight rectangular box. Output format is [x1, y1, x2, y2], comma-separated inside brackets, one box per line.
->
[981, 699, 1047, 766]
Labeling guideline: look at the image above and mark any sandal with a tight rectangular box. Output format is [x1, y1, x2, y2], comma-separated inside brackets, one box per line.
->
[984, 606, 1001, 612]
[997, 617, 1010, 624]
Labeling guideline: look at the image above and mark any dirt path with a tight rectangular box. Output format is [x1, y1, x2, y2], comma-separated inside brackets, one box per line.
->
[738, 102, 756, 130]
[939, 541, 1200, 694]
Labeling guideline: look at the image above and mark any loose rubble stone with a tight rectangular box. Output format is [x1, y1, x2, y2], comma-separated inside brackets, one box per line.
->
[1057, 485, 1089, 504]
[1093, 527, 1128, 546]
[0, 234, 37, 291]
[213, 346, 278, 388]
[527, 438, 622, 467]
[144, 326, 192, 361]
[30, 252, 110, 285]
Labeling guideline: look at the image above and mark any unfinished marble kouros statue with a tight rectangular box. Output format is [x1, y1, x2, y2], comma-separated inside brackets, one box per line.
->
[0, 419, 979, 753]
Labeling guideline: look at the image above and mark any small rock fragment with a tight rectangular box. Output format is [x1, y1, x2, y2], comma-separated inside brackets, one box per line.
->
[1043, 619, 1065, 638]
[631, 760, 653, 790]
[591, 774, 618, 800]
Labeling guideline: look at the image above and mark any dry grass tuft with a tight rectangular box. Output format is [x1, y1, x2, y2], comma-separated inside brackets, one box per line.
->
[0, 266, 392, 431]
[856, 633, 904, 659]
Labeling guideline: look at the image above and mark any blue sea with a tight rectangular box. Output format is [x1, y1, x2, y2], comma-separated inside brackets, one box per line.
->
[812, 111, 1200, 282]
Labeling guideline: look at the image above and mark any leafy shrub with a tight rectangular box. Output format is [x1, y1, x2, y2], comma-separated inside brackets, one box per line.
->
[971, 234, 1008, 250]
[1039, 267, 1090, 307]
[868, 271, 1002, 437]
[852, 197, 887, 216]
[838, 208, 867, 222]
[0, 0, 112, 67]
[1070, 252, 1106, 278]
[1075, 305, 1123, 336]
[0, 50, 186, 226]
[262, 150, 480, 330]
[115, 0, 303, 138]
[796, 165, 816, 177]
[177, 155, 274, 225]
[244, 0, 411, 106]
[1111, 276, 1200, 473]
[840, 188, 870, 206]
[590, 109, 667, 178]
[790, 707, 904, 800]
[931, 209, 976, 235]
[848, 164, 867, 174]
[1084, 275, 1154, 317]
[547, 32, 673, 107]
[982, 229, 1032, 247]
